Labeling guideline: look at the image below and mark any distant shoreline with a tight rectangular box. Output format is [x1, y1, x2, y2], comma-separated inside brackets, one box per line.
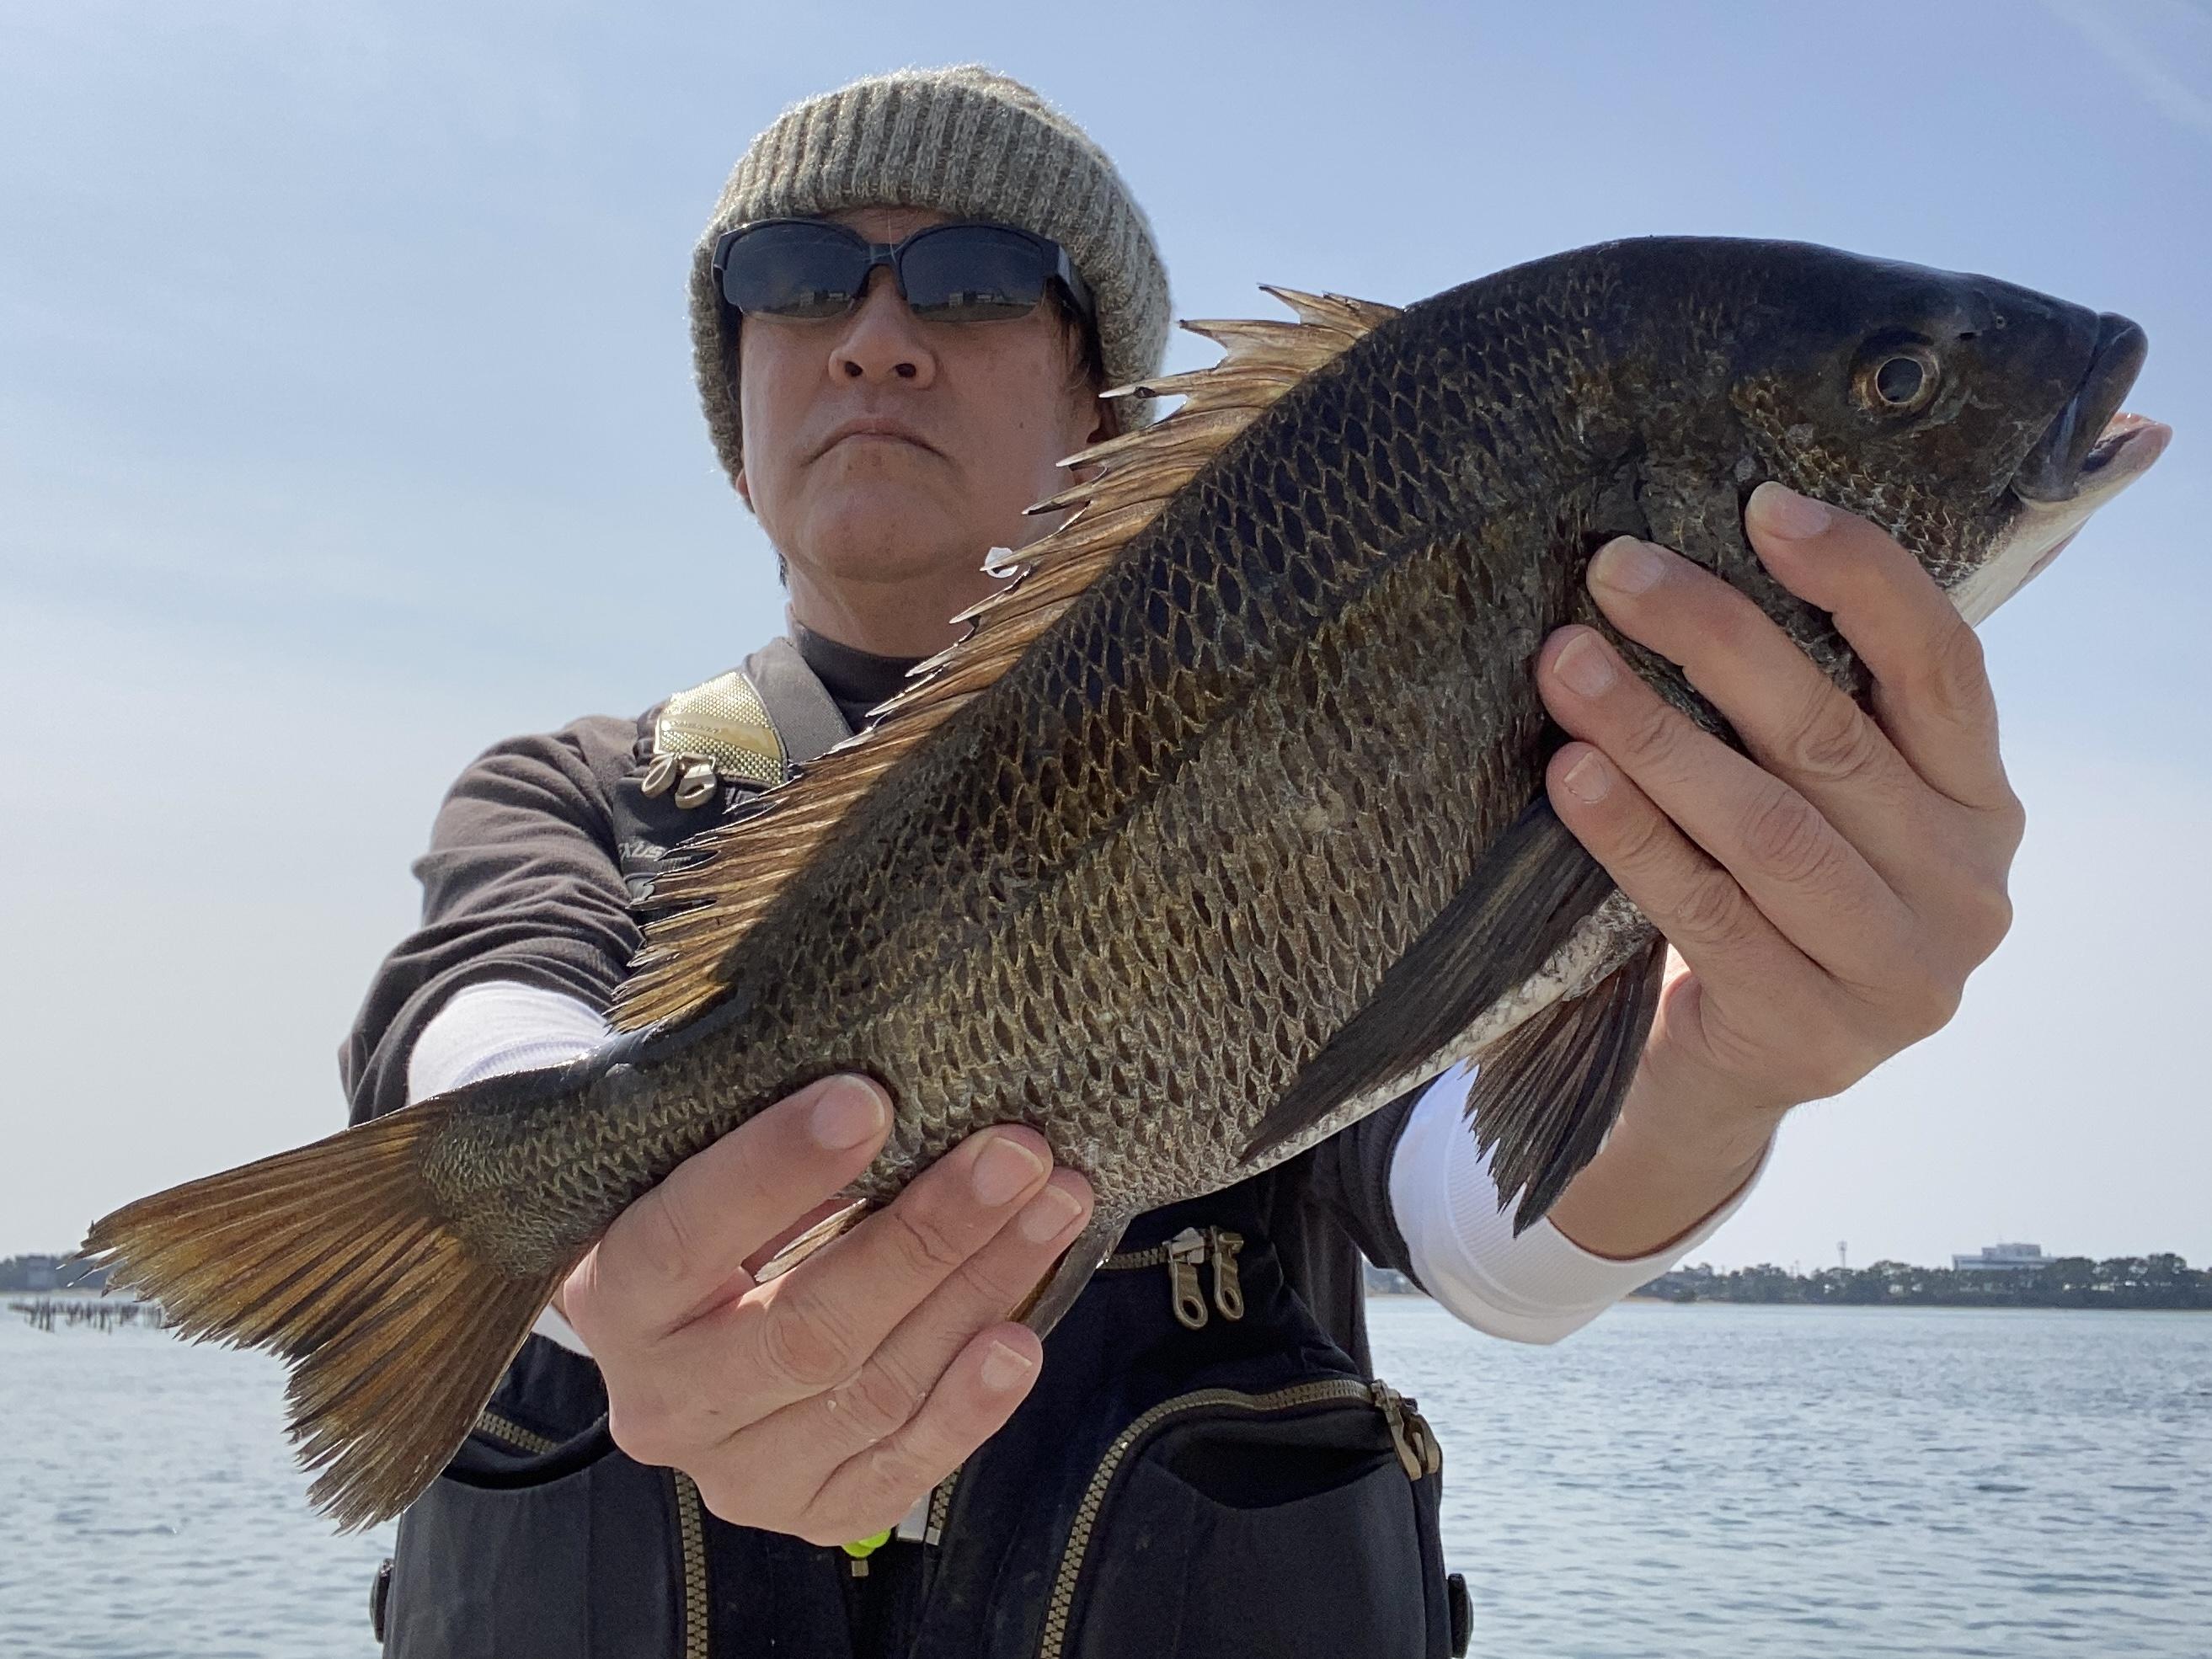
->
[1616, 1292, 2211, 1311]
[1635, 1253, 2209, 1312]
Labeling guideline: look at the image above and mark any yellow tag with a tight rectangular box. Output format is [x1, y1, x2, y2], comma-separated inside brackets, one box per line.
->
[840, 1528, 893, 1560]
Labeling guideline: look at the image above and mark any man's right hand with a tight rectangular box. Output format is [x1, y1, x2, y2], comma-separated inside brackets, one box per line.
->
[559, 1075, 1093, 1546]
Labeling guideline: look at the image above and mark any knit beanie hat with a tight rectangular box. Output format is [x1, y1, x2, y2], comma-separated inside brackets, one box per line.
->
[689, 65, 1172, 490]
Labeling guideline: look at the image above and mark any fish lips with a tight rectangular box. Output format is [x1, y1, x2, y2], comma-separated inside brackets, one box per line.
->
[2012, 312, 2150, 504]
[1949, 316, 2167, 628]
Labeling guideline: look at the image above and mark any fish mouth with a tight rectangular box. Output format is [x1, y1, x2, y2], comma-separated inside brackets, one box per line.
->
[1950, 313, 2168, 628]
[2012, 313, 2152, 504]
[2066, 408, 2170, 502]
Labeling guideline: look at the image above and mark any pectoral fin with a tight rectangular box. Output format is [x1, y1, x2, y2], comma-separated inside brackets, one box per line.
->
[1242, 793, 1615, 1167]
[1467, 933, 1667, 1233]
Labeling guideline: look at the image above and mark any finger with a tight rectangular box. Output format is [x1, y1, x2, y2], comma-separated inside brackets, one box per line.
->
[749, 1171, 1092, 1469]
[1539, 625, 1915, 992]
[1580, 534, 1946, 885]
[570, 1074, 890, 1344]
[679, 1125, 1057, 1421]
[1742, 483, 2019, 818]
[799, 1323, 1044, 1544]
[1543, 742, 1883, 1108]
[1546, 739, 1809, 988]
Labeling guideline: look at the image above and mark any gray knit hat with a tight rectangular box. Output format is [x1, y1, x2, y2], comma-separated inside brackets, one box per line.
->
[689, 65, 1172, 489]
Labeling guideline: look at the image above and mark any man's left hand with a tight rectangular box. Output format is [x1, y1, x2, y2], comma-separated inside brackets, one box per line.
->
[1536, 480, 2026, 1140]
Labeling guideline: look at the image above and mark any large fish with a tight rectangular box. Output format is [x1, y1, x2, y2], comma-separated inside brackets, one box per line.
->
[79, 237, 2167, 1528]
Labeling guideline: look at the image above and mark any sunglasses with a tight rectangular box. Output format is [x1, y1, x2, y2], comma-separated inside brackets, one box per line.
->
[711, 218, 1096, 328]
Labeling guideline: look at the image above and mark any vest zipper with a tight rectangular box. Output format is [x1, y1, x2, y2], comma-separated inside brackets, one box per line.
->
[1370, 1380, 1443, 1480]
[924, 1465, 959, 1545]
[473, 1408, 558, 1456]
[1034, 1376, 1424, 1659]
[920, 1226, 1244, 1588]
[1096, 1225, 1245, 1331]
[671, 1471, 711, 1659]
[472, 1411, 710, 1658]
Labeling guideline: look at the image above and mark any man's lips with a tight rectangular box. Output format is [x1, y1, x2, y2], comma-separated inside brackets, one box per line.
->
[815, 416, 938, 459]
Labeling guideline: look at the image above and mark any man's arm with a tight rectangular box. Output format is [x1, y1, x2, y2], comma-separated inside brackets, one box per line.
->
[1531, 483, 2023, 1258]
[341, 718, 644, 1126]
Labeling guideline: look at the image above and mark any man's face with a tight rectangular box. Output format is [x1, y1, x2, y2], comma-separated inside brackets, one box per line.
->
[735, 204, 1108, 625]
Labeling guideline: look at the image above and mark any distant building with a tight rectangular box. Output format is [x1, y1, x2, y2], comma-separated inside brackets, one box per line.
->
[0, 1255, 61, 1292]
[0, 1255, 104, 1293]
[1951, 1242, 2054, 1272]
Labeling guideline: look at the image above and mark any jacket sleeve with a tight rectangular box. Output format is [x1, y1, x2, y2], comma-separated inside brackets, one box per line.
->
[1301, 1084, 1427, 1276]
[337, 715, 644, 1127]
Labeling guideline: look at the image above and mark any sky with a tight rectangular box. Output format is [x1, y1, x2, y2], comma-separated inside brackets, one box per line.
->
[3, 1, 2207, 1273]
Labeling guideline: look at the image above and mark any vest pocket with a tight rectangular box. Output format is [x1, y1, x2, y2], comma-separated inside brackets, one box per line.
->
[1041, 1380, 1446, 1659]
[380, 1434, 686, 1659]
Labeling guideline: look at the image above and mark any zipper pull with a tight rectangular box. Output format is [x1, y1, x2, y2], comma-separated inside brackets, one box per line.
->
[1166, 1228, 1210, 1330]
[1400, 1395, 1443, 1477]
[1208, 1229, 1246, 1321]
[842, 1528, 891, 1577]
[1371, 1381, 1425, 1481]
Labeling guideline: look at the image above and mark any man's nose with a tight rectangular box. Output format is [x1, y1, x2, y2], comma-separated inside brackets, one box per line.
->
[830, 269, 936, 386]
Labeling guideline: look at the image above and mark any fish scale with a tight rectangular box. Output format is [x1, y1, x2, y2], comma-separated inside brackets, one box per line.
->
[77, 237, 2167, 1528]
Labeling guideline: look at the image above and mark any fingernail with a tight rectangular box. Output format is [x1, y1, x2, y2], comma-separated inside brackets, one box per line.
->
[1750, 482, 1831, 540]
[1018, 1184, 1086, 1245]
[1560, 749, 1611, 804]
[971, 1134, 1049, 1208]
[1590, 536, 1665, 595]
[810, 1077, 888, 1150]
[1554, 631, 1617, 698]
[980, 1339, 1036, 1393]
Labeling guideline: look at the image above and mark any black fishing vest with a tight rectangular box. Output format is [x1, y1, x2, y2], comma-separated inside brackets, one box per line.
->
[371, 640, 1471, 1659]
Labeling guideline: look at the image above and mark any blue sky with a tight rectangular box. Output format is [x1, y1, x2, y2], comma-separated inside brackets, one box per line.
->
[3, 1, 2207, 1270]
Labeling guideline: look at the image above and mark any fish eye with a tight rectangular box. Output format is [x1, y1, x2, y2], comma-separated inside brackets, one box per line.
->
[1875, 357, 1924, 403]
[1855, 344, 1942, 417]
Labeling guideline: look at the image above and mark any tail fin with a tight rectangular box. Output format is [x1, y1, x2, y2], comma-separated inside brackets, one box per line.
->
[74, 1094, 566, 1531]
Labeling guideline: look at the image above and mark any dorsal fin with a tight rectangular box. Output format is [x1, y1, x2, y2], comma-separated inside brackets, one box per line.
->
[608, 287, 1403, 1034]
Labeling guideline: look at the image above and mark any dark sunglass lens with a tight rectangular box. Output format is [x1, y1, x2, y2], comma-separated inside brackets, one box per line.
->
[901, 227, 1050, 321]
[722, 223, 865, 319]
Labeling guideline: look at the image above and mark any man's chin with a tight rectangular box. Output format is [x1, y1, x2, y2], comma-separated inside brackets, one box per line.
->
[795, 501, 991, 584]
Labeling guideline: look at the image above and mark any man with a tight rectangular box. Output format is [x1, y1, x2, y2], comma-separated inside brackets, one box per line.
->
[350, 67, 2022, 1656]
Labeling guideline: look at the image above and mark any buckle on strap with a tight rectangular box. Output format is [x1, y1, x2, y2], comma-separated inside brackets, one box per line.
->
[641, 668, 788, 808]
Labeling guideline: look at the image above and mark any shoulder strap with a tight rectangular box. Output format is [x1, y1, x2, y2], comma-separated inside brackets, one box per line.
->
[740, 635, 852, 766]
[638, 637, 853, 811]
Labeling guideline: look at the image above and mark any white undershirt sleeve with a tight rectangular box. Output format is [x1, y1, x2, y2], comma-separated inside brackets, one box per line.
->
[1387, 1064, 1771, 1345]
[406, 979, 609, 1359]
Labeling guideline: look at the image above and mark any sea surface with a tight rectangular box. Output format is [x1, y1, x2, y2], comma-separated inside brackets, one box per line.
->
[3, 1298, 2206, 1657]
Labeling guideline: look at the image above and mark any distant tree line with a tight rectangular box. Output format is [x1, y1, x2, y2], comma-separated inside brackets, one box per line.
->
[1642, 1255, 2210, 1310]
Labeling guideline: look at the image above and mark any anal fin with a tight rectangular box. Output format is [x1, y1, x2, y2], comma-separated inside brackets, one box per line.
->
[1014, 1207, 1130, 1341]
[1470, 935, 1667, 1233]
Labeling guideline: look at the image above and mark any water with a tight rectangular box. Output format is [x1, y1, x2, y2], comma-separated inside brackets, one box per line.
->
[1370, 1299, 2212, 1658]
[3, 1301, 2206, 1656]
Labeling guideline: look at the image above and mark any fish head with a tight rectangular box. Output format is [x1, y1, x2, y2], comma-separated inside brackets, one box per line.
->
[1713, 242, 2168, 623]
